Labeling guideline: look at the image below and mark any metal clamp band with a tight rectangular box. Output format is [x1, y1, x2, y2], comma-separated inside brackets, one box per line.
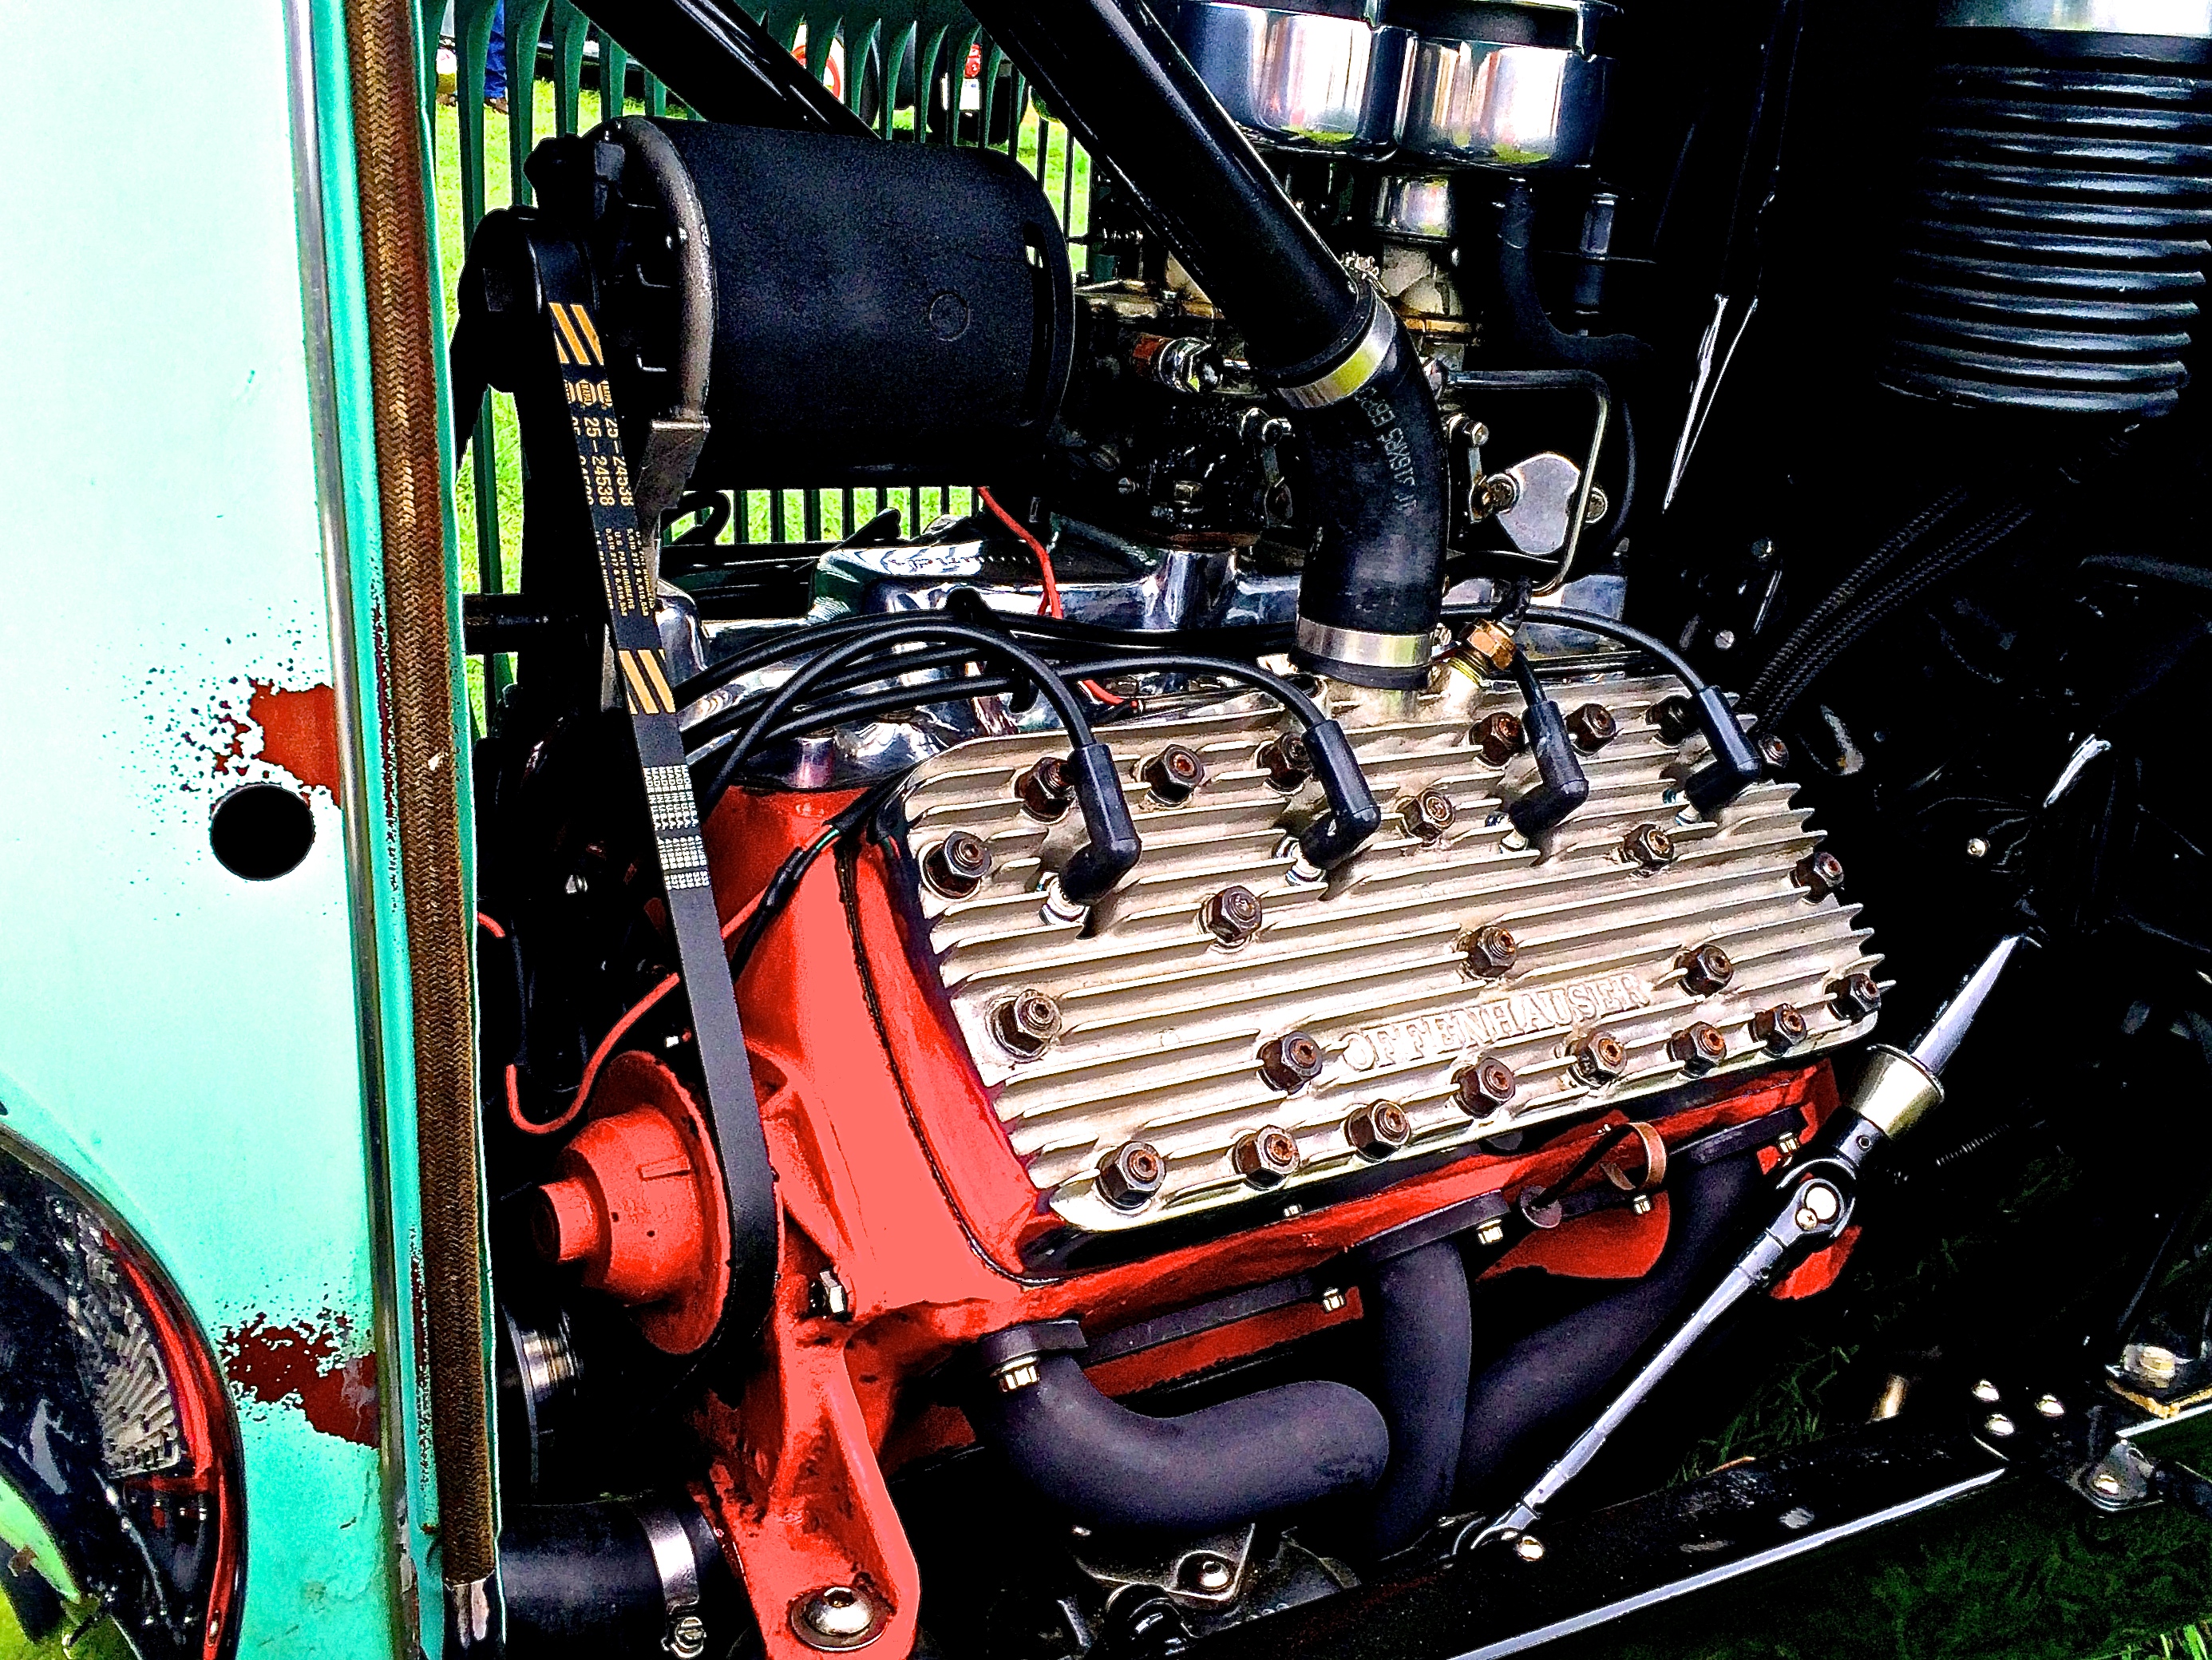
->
[1271, 287, 1398, 410]
[1293, 616, 1433, 672]
[635, 1504, 703, 1614]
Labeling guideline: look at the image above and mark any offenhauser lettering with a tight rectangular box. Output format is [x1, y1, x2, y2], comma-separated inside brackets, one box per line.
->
[1339, 973, 1652, 1072]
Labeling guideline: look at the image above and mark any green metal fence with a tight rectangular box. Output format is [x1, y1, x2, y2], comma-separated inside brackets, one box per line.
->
[423, 1, 1093, 700]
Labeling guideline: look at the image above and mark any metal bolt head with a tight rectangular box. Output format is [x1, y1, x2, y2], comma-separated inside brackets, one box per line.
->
[1471, 711, 1526, 766]
[1668, 1021, 1729, 1074]
[1015, 755, 1075, 820]
[1231, 1126, 1301, 1187]
[1514, 1534, 1546, 1562]
[1759, 732, 1791, 774]
[921, 830, 991, 898]
[670, 1612, 709, 1659]
[1400, 787, 1458, 842]
[1712, 628, 1738, 652]
[1680, 943, 1735, 996]
[1142, 743, 1208, 805]
[1965, 836, 1990, 859]
[1257, 1031, 1325, 1092]
[2126, 1344, 2182, 1387]
[1346, 1101, 1413, 1161]
[1798, 1179, 1842, 1224]
[1620, 822, 1676, 870]
[1973, 1379, 2002, 1404]
[1631, 1192, 1655, 1215]
[1181, 1553, 1237, 1595]
[1565, 703, 1619, 754]
[1461, 924, 1520, 977]
[1200, 885, 1264, 946]
[1460, 621, 1518, 672]
[791, 1585, 880, 1651]
[1097, 1140, 1166, 1210]
[1569, 1030, 1628, 1085]
[1319, 1286, 1348, 1313]
[1480, 473, 1521, 513]
[991, 988, 1064, 1058]
[1257, 730, 1312, 792]
[1830, 971, 1882, 1022]
[1454, 1055, 1519, 1115]
[1476, 1218, 1507, 1246]
[1983, 1413, 2016, 1439]
[2091, 1468, 2124, 1496]
[1648, 695, 1696, 744]
[2036, 1394, 2065, 1419]
[1751, 1003, 1810, 1056]
[1582, 485, 1609, 524]
[1792, 850, 1845, 901]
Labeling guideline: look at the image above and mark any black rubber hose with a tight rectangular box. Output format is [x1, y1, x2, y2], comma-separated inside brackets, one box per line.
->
[1485, 179, 1653, 376]
[968, 1354, 1391, 1534]
[501, 1500, 734, 1658]
[568, 0, 872, 135]
[1454, 1147, 1766, 1506]
[1361, 1241, 1473, 1556]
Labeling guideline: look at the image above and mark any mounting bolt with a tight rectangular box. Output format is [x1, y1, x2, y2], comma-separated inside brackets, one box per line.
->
[1792, 850, 1845, 901]
[1758, 732, 1791, 774]
[1648, 695, 1696, 744]
[1461, 924, 1520, 978]
[1569, 1030, 1629, 1086]
[1565, 703, 1618, 754]
[791, 1586, 882, 1651]
[669, 1613, 709, 1660]
[1514, 1534, 1546, 1563]
[1751, 1003, 1810, 1056]
[1460, 621, 1518, 672]
[808, 1268, 852, 1321]
[1097, 1140, 1166, 1210]
[1345, 1101, 1413, 1161]
[1679, 943, 1735, 996]
[1583, 485, 1610, 524]
[1231, 1126, 1302, 1187]
[1256, 730, 1312, 792]
[1965, 836, 1990, 859]
[921, 830, 991, 899]
[1983, 1413, 2016, 1439]
[1830, 971, 1882, 1022]
[1319, 1287, 1348, 1314]
[991, 988, 1064, 1058]
[1632, 1193, 1655, 1215]
[1400, 787, 1458, 842]
[2091, 1468, 2125, 1497]
[1200, 885, 1264, 947]
[1453, 1055, 1519, 1115]
[1973, 1379, 2002, 1403]
[1257, 1031, 1325, 1092]
[2035, 1394, 2065, 1419]
[1476, 1218, 1508, 1246]
[1471, 711, 1526, 766]
[1668, 1021, 1729, 1075]
[2125, 1345, 2182, 1387]
[1620, 822, 1676, 870]
[1015, 755, 1076, 821]
[1141, 743, 1208, 805]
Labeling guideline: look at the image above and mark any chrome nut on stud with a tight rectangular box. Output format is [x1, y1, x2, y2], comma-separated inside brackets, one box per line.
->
[1679, 943, 1735, 996]
[1751, 1002, 1810, 1055]
[1257, 1031, 1325, 1092]
[1668, 1021, 1729, 1074]
[1830, 971, 1882, 1022]
[1471, 711, 1526, 766]
[1620, 822, 1676, 870]
[991, 989, 1063, 1058]
[1565, 703, 1618, 753]
[1256, 730, 1312, 792]
[1792, 850, 1845, 901]
[1200, 885, 1264, 946]
[1569, 1030, 1628, 1086]
[1015, 755, 1075, 821]
[1141, 743, 1207, 805]
[1400, 787, 1457, 842]
[1097, 1140, 1166, 1210]
[1231, 1125, 1301, 1187]
[1345, 1101, 1413, 1161]
[1461, 924, 1519, 977]
[1454, 1055, 1518, 1115]
[920, 830, 991, 898]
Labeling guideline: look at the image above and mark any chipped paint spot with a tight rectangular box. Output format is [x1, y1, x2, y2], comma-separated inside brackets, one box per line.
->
[194, 679, 339, 798]
[222, 1315, 379, 1447]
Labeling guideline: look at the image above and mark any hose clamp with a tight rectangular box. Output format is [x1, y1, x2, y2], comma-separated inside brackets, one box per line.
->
[1271, 286, 1398, 410]
[1293, 616, 1433, 672]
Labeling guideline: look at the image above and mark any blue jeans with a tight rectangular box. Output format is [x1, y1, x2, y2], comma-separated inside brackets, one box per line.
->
[485, 2, 508, 101]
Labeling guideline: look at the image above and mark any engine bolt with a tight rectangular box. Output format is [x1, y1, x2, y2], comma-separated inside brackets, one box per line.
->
[1569, 1030, 1629, 1086]
[1345, 1101, 1413, 1161]
[1454, 1055, 1519, 1115]
[1514, 1535, 1547, 1563]
[2036, 1394, 2065, 1418]
[1015, 755, 1075, 821]
[1830, 971, 1882, 1022]
[1759, 732, 1792, 774]
[790, 1585, 880, 1651]
[1461, 924, 1519, 978]
[1668, 1021, 1729, 1074]
[1200, 885, 1264, 947]
[1620, 822, 1676, 870]
[991, 988, 1064, 1059]
[1565, 703, 1618, 754]
[1256, 730, 1312, 792]
[1257, 1031, 1325, 1092]
[1471, 711, 1526, 766]
[1400, 787, 1457, 842]
[1583, 485, 1610, 524]
[1460, 621, 1518, 672]
[1141, 743, 1208, 806]
[1983, 1413, 2016, 1440]
[1751, 1002, 1810, 1056]
[1792, 850, 1845, 901]
[1648, 695, 1696, 744]
[1973, 1379, 2002, 1403]
[1679, 943, 1735, 996]
[921, 830, 991, 898]
[1231, 1125, 1301, 1187]
[1097, 1140, 1166, 1210]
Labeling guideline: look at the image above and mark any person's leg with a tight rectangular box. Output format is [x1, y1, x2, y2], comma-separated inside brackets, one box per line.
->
[485, 2, 508, 109]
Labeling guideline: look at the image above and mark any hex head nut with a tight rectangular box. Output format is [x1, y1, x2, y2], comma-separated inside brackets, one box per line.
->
[921, 830, 991, 898]
[1257, 1031, 1325, 1092]
[1648, 695, 1696, 744]
[1565, 703, 1619, 753]
[1472, 711, 1526, 767]
[1142, 743, 1208, 805]
[1759, 732, 1791, 774]
[991, 988, 1064, 1059]
[1679, 943, 1735, 997]
[1793, 850, 1845, 901]
[1345, 1101, 1413, 1161]
[1454, 1055, 1518, 1115]
[1097, 1140, 1167, 1210]
[1751, 1002, 1810, 1055]
[1015, 755, 1075, 821]
[1569, 1030, 1629, 1085]
[1200, 885, 1264, 946]
[1620, 822, 1676, 870]
[1231, 1126, 1301, 1187]
[1400, 787, 1458, 842]
[1462, 924, 1519, 977]
[1830, 971, 1882, 1022]
[1257, 730, 1312, 792]
[1668, 1021, 1729, 1074]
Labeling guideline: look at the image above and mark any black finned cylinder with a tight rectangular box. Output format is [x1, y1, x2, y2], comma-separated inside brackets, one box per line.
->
[1882, 3, 2212, 415]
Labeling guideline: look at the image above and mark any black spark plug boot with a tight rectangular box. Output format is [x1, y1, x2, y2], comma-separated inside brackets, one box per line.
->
[1059, 740, 1143, 906]
[1505, 650, 1589, 840]
[1684, 687, 1763, 815]
[1296, 719, 1384, 870]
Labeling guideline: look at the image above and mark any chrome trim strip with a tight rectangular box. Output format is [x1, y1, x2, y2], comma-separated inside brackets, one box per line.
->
[1937, 0, 2212, 33]
[1272, 288, 1397, 410]
[1293, 615, 1433, 669]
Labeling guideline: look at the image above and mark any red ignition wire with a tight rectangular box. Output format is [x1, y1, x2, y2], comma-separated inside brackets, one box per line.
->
[978, 486, 1126, 705]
